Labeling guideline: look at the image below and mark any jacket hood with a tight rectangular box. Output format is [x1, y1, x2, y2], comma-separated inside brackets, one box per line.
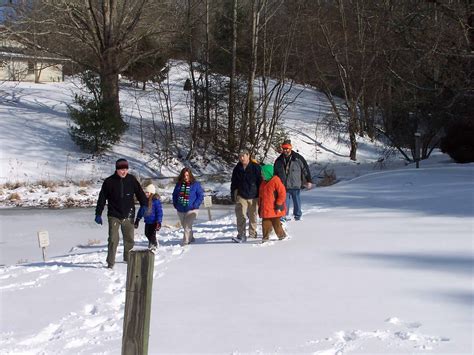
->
[261, 164, 274, 181]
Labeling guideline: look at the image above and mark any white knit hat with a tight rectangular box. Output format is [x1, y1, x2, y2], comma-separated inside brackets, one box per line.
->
[145, 184, 156, 194]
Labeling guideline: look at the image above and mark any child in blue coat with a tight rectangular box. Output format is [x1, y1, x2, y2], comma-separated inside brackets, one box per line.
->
[134, 184, 163, 250]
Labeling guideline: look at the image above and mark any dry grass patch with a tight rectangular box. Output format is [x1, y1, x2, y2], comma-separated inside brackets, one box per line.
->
[77, 180, 93, 187]
[3, 181, 22, 189]
[47, 197, 60, 208]
[8, 192, 21, 201]
[38, 180, 58, 189]
[65, 197, 77, 207]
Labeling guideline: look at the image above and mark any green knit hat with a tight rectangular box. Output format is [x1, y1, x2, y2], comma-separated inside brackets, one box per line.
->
[261, 164, 274, 181]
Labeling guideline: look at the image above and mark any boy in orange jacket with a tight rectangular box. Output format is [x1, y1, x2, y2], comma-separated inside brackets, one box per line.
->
[258, 164, 287, 242]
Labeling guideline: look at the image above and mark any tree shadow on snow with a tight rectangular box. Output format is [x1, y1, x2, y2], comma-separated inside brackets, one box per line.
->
[21, 261, 103, 269]
[346, 251, 473, 275]
[346, 251, 473, 308]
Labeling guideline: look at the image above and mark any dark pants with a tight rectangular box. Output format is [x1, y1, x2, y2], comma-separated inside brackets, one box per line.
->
[145, 223, 158, 246]
[106, 216, 134, 267]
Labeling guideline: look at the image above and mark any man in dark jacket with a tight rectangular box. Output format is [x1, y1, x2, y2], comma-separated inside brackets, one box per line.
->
[95, 158, 147, 268]
[230, 149, 262, 242]
[274, 140, 312, 221]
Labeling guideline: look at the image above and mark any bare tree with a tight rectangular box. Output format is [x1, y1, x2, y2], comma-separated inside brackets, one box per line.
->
[377, 1, 473, 161]
[3, 0, 172, 125]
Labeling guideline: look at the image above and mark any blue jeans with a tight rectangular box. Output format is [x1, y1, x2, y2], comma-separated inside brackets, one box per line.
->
[286, 189, 302, 220]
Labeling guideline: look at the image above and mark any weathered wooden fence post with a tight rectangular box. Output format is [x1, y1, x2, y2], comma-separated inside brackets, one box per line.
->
[122, 249, 155, 355]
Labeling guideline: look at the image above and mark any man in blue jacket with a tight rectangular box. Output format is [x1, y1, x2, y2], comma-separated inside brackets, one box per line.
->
[274, 140, 312, 221]
[95, 159, 148, 268]
[230, 149, 262, 242]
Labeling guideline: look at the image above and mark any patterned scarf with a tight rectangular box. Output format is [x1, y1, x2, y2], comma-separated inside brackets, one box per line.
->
[178, 182, 191, 206]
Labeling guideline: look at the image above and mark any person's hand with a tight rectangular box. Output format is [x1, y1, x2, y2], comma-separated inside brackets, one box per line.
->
[156, 222, 161, 231]
[95, 215, 103, 225]
[275, 204, 284, 211]
[134, 219, 139, 229]
[306, 182, 312, 190]
[231, 191, 236, 203]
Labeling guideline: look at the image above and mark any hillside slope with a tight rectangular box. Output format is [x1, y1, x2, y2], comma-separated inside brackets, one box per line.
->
[1, 62, 423, 207]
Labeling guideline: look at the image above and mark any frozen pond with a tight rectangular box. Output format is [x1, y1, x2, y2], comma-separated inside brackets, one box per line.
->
[0, 204, 234, 266]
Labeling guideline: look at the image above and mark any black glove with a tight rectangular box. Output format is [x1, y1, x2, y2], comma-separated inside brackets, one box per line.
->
[275, 204, 284, 211]
[231, 191, 236, 203]
[156, 222, 161, 231]
[95, 215, 103, 225]
[134, 219, 140, 229]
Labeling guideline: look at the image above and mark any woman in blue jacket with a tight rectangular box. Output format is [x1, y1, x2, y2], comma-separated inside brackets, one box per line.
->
[172, 167, 204, 246]
[134, 184, 163, 250]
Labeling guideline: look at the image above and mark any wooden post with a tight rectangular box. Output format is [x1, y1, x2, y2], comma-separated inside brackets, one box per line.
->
[122, 249, 155, 355]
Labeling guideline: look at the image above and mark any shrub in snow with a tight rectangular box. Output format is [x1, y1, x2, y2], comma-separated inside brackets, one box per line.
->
[440, 119, 474, 163]
[68, 95, 125, 153]
[67, 72, 125, 153]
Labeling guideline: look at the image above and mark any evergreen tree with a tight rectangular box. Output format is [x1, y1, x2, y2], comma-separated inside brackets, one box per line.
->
[68, 72, 125, 153]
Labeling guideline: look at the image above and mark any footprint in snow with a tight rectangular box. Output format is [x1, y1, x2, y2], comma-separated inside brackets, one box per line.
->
[84, 304, 99, 315]
[301, 318, 450, 354]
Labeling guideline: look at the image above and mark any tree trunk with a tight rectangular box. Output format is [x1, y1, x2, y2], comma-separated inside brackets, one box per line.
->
[204, 0, 211, 136]
[243, 0, 261, 147]
[100, 56, 121, 123]
[349, 122, 358, 161]
[227, 0, 238, 150]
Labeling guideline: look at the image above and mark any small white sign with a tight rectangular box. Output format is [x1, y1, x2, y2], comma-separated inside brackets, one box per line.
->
[203, 195, 212, 208]
[37, 230, 50, 248]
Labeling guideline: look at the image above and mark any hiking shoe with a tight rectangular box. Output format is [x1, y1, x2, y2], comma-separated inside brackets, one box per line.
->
[232, 236, 243, 243]
[278, 235, 287, 241]
[149, 243, 158, 251]
[107, 263, 114, 269]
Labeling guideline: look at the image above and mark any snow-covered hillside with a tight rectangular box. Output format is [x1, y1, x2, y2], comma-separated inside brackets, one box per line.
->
[0, 61, 407, 207]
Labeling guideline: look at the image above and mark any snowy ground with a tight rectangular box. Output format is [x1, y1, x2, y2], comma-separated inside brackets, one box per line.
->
[0, 163, 472, 354]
